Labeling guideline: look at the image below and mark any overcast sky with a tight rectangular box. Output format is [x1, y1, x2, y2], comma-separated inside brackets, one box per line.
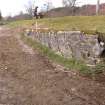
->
[0, 0, 105, 17]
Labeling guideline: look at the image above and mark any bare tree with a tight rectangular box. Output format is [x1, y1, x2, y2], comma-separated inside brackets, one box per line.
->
[0, 11, 2, 20]
[96, 0, 100, 15]
[25, 1, 33, 16]
[44, 1, 53, 12]
[62, 0, 77, 15]
[62, 0, 77, 7]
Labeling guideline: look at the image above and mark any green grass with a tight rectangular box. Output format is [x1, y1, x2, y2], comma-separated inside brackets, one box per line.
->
[7, 19, 35, 28]
[8, 16, 105, 33]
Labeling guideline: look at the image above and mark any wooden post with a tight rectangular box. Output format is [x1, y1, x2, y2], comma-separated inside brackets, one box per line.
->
[36, 21, 38, 32]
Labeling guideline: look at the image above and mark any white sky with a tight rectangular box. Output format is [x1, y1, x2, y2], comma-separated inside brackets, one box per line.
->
[0, 0, 105, 17]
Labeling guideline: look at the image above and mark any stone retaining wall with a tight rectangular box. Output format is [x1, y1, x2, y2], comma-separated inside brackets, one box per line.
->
[25, 30, 103, 65]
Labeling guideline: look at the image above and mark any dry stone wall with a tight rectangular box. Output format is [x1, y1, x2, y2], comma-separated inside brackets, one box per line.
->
[25, 30, 102, 65]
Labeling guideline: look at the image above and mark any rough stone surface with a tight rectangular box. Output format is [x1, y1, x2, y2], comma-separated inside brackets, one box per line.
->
[25, 30, 103, 64]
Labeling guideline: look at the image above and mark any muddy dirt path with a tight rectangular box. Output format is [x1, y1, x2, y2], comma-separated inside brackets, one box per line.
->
[0, 27, 105, 105]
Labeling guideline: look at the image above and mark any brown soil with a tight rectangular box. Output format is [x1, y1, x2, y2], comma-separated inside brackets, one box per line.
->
[0, 27, 105, 105]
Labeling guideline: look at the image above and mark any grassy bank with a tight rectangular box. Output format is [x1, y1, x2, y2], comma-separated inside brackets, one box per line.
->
[8, 16, 105, 33]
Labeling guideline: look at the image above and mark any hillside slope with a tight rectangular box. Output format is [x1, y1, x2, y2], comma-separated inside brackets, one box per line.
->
[8, 16, 105, 33]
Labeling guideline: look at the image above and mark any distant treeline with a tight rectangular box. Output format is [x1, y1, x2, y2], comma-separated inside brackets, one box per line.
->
[46, 3, 105, 17]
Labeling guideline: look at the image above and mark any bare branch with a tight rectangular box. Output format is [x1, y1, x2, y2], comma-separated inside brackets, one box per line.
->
[25, 1, 33, 16]
[62, 0, 77, 7]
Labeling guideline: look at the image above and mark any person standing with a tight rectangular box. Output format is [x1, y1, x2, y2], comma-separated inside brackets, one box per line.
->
[34, 6, 38, 19]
